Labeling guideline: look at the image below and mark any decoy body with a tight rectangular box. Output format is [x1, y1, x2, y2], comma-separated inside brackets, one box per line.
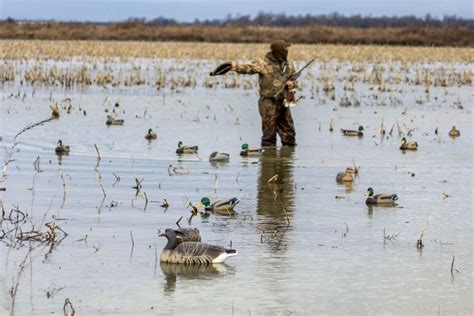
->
[159, 228, 237, 264]
[448, 126, 460, 137]
[199, 197, 239, 215]
[176, 141, 198, 154]
[106, 115, 124, 126]
[55, 140, 70, 155]
[240, 143, 264, 157]
[336, 167, 356, 183]
[174, 227, 201, 243]
[365, 187, 398, 206]
[400, 137, 418, 150]
[144, 128, 157, 140]
[209, 151, 230, 162]
[341, 126, 364, 137]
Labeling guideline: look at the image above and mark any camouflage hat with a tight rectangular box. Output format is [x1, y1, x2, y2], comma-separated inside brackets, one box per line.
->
[270, 39, 291, 51]
[209, 62, 232, 76]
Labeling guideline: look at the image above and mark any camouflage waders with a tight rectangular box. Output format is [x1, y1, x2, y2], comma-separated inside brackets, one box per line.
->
[259, 97, 296, 146]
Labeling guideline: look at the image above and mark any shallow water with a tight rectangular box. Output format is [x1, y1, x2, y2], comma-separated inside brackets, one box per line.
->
[0, 60, 473, 315]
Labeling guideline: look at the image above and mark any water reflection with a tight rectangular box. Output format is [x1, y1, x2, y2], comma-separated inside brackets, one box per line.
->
[160, 263, 235, 294]
[256, 147, 295, 252]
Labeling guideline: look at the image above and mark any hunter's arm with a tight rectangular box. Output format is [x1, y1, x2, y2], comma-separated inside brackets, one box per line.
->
[235, 58, 266, 75]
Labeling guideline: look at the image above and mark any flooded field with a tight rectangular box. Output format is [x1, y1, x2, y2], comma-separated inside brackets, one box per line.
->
[0, 42, 473, 315]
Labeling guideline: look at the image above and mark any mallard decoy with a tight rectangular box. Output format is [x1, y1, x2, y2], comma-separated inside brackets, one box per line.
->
[240, 143, 264, 157]
[336, 168, 355, 183]
[400, 137, 418, 150]
[174, 228, 201, 243]
[50, 102, 60, 119]
[341, 125, 364, 137]
[176, 141, 198, 154]
[448, 126, 460, 137]
[209, 151, 229, 162]
[159, 228, 237, 264]
[365, 187, 398, 206]
[199, 197, 239, 215]
[55, 140, 70, 155]
[144, 128, 157, 140]
[106, 115, 124, 126]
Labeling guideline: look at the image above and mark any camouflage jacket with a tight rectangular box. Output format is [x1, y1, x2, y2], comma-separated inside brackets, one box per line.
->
[236, 56, 296, 98]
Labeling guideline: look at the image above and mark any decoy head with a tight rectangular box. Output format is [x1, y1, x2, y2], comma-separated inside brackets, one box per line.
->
[401, 137, 407, 145]
[358, 125, 364, 132]
[241, 143, 249, 151]
[57, 139, 63, 145]
[177, 141, 183, 148]
[148, 128, 153, 133]
[159, 228, 186, 249]
[199, 197, 211, 207]
[365, 187, 374, 197]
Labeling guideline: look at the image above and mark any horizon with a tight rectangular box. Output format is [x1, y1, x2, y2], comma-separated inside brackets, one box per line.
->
[0, 0, 472, 22]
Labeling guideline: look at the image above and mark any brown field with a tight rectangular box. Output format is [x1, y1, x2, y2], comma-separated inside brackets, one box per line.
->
[1, 40, 473, 63]
[0, 22, 473, 47]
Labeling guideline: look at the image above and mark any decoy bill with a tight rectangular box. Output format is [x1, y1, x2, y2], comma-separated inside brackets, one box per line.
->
[159, 228, 237, 264]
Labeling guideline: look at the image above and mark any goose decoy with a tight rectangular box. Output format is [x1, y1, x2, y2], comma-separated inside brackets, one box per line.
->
[55, 140, 70, 155]
[199, 197, 239, 215]
[106, 115, 124, 126]
[176, 141, 198, 154]
[365, 187, 398, 206]
[336, 167, 356, 183]
[144, 128, 157, 140]
[240, 143, 264, 157]
[159, 228, 237, 264]
[341, 126, 364, 137]
[400, 137, 418, 150]
[448, 126, 460, 137]
[209, 151, 230, 162]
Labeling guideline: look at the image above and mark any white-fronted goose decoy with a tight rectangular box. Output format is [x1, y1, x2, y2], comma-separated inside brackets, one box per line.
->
[159, 228, 237, 264]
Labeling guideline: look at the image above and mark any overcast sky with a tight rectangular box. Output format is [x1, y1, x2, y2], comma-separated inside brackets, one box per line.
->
[0, 0, 472, 21]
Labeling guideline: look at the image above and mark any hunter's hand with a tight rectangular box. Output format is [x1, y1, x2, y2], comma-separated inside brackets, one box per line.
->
[286, 80, 295, 89]
[231, 62, 237, 71]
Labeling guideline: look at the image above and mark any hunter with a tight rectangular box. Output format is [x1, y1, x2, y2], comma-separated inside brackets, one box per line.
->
[231, 40, 297, 147]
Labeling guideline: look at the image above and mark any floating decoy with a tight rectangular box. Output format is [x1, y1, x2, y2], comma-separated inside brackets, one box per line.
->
[209, 151, 229, 162]
[341, 126, 364, 137]
[336, 168, 355, 183]
[199, 197, 239, 215]
[159, 228, 237, 264]
[55, 140, 70, 155]
[174, 228, 201, 243]
[50, 102, 60, 118]
[176, 141, 198, 154]
[365, 187, 398, 206]
[144, 128, 157, 140]
[240, 143, 264, 157]
[106, 115, 124, 126]
[400, 137, 418, 150]
[448, 126, 460, 137]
